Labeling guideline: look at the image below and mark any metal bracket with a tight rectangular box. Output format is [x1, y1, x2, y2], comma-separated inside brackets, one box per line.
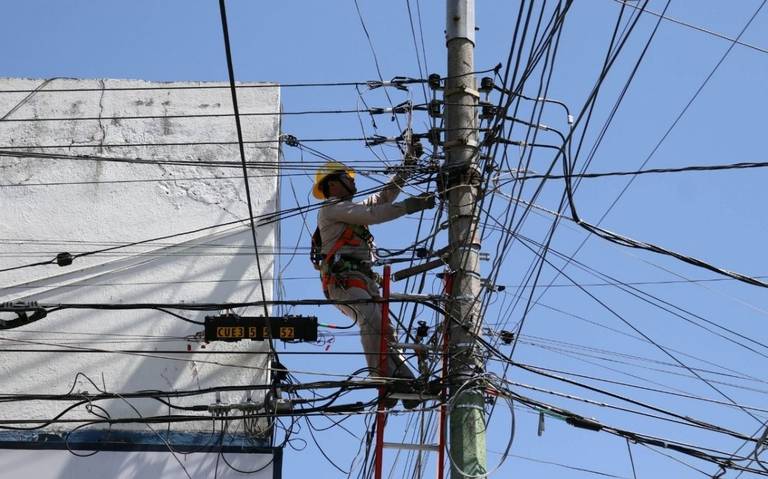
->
[445, 86, 480, 99]
[443, 138, 479, 149]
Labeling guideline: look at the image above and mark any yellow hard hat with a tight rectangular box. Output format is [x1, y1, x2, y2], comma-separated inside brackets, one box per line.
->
[312, 161, 356, 199]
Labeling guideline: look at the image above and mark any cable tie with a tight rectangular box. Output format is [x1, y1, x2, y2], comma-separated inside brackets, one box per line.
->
[389, 76, 418, 90]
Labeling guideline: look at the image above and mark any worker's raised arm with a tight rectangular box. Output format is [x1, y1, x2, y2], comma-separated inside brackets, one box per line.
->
[363, 137, 422, 207]
[323, 194, 436, 226]
[322, 201, 406, 226]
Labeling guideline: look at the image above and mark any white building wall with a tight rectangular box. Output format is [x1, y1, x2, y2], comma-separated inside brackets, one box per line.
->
[0, 78, 279, 434]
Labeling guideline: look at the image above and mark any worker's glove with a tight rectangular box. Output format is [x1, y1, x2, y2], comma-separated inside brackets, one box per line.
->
[401, 193, 436, 214]
[405, 139, 423, 164]
[402, 129, 423, 167]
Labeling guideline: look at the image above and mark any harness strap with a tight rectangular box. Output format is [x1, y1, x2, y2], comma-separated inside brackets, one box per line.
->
[323, 226, 362, 266]
[320, 225, 372, 292]
[322, 275, 369, 292]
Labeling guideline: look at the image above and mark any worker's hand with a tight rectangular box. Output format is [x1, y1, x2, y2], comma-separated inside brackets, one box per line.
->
[402, 193, 436, 214]
[402, 128, 423, 167]
[404, 138, 423, 164]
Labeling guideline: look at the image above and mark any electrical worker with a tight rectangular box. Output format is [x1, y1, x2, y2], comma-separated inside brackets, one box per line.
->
[311, 154, 435, 408]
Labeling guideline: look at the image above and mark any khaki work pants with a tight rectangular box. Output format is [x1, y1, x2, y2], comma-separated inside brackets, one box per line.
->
[327, 273, 414, 379]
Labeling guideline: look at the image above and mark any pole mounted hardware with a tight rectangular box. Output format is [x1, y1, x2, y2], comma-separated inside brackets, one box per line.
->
[498, 330, 514, 345]
[369, 100, 414, 116]
[478, 76, 494, 93]
[428, 73, 443, 91]
[479, 103, 499, 120]
[280, 134, 300, 147]
[428, 99, 443, 118]
[367, 76, 423, 91]
[413, 128, 442, 147]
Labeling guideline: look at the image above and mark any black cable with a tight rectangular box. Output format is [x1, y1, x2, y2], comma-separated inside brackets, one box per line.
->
[0, 176, 430, 273]
[516, 160, 768, 180]
[218, 0, 269, 319]
[561, 0, 768, 291]
[0, 107, 413, 123]
[509, 231, 768, 359]
[0, 80, 398, 94]
[0, 136, 381, 150]
[508, 230, 767, 425]
[1, 78, 60, 120]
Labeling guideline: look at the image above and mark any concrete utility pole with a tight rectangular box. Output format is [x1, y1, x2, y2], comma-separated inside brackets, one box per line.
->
[444, 0, 488, 477]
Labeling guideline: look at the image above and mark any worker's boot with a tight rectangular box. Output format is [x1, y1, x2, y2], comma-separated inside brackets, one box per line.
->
[390, 364, 422, 410]
[380, 395, 398, 409]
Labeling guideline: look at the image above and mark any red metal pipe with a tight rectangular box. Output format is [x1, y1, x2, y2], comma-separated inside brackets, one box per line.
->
[374, 264, 392, 479]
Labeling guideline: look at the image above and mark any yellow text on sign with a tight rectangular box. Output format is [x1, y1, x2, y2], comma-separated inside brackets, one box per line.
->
[217, 327, 244, 338]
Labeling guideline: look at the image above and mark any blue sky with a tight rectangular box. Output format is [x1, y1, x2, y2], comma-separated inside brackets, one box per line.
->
[3, 1, 768, 478]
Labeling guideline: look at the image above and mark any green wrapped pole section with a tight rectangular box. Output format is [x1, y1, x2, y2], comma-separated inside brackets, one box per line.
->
[449, 390, 488, 477]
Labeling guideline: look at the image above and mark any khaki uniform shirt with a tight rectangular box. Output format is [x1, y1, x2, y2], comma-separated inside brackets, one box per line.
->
[317, 173, 409, 263]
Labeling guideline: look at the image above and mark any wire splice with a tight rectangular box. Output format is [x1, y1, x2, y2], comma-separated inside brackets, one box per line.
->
[56, 252, 74, 267]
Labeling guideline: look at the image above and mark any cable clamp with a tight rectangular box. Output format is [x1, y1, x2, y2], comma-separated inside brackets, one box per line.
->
[491, 137, 526, 147]
[280, 134, 300, 147]
[367, 76, 416, 91]
[365, 135, 399, 147]
[392, 100, 412, 115]
[369, 100, 413, 116]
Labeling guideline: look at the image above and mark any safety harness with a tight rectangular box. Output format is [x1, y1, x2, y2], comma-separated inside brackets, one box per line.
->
[311, 224, 375, 294]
